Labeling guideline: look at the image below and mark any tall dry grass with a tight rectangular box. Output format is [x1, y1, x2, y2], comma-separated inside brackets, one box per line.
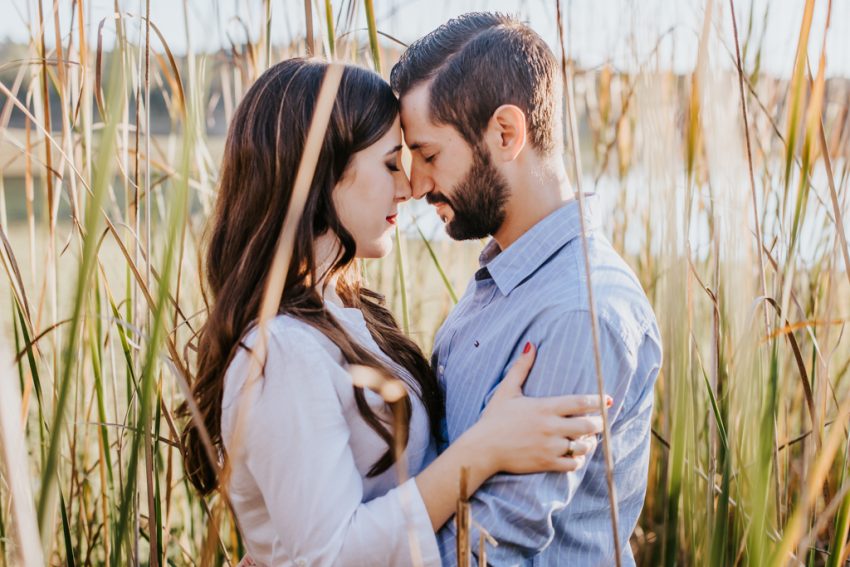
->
[0, 1, 848, 565]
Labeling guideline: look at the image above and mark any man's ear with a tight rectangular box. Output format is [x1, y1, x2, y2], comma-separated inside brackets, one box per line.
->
[485, 104, 526, 162]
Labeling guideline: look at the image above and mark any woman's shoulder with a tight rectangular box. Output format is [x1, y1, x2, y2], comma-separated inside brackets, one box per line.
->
[242, 314, 340, 356]
[221, 314, 347, 407]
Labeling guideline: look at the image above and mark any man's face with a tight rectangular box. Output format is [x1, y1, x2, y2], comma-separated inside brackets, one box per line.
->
[400, 83, 510, 241]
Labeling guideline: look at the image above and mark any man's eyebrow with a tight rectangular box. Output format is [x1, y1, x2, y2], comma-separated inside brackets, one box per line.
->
[385, 145, 403, 156]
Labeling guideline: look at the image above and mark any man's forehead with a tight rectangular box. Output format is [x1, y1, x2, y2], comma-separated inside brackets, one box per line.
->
[399, 83, 431, 119]
[400, 84, 435, 146]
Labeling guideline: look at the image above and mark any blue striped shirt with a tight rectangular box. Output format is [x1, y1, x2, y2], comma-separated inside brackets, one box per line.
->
[432, 195, 662, 566]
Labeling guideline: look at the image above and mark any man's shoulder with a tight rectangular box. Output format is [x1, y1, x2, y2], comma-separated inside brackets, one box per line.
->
[534, 234, 659, 353]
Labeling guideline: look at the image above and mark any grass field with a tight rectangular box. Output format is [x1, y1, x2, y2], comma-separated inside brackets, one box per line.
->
[1, 0, 849, 565]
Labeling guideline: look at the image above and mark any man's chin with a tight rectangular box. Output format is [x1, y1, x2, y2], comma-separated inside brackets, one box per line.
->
[445, 219, 491, 241]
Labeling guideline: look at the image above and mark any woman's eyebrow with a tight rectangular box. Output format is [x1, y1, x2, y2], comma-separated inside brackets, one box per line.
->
[385, 145, 403, 156]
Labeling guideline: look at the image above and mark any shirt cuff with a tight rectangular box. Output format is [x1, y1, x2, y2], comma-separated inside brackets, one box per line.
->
[398, 478, 442, 567]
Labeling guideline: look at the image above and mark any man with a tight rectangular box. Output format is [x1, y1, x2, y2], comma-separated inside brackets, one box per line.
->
[391, 12, 662, 566]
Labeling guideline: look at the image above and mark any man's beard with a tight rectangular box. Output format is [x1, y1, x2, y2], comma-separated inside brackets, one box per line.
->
[427, 144, 510, 241]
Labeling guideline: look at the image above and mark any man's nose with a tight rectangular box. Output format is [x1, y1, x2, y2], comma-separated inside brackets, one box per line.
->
[409, 164, 433, 200]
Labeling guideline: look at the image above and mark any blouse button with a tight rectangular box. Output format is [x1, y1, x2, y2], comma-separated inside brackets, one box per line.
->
[295, 559, 307, 567]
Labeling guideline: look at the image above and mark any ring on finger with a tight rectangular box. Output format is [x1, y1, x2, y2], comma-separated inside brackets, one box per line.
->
[563, 438, 575, 458]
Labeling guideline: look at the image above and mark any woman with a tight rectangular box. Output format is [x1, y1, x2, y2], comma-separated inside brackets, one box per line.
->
[181, 58, 605, 566]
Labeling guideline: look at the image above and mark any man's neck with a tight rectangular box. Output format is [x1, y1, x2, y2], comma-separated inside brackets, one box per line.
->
[492, 159, 573, 250]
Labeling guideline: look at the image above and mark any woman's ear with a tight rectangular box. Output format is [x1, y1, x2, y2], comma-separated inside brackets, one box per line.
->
[485, 104, 527, 162]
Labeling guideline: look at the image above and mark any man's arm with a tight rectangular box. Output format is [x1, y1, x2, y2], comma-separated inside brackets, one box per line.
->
[437, 309, 657, 565]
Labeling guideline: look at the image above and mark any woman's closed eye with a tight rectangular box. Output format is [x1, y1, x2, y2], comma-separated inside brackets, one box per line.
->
[385, 160, 400, 172]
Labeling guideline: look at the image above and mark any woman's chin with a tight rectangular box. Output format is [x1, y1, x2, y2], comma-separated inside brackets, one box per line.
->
[355, 238, 393, 260]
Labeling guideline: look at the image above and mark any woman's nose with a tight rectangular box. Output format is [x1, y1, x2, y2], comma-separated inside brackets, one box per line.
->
[395, 174, 412, 202]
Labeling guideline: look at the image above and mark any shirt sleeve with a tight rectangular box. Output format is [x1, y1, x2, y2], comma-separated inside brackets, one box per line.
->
[226, 325, 441, 567]
[437, 309, 657, 566]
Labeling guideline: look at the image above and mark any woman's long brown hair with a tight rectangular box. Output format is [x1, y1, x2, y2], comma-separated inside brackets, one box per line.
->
[181, 58, 442, 496]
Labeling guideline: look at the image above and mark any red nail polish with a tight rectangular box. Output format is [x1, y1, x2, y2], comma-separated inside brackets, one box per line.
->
[523, 342, 531, 354]
[606, 396, 613, 407]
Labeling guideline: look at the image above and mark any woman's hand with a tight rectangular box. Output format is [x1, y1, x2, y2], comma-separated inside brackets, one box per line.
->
[466, 342, 609, 476]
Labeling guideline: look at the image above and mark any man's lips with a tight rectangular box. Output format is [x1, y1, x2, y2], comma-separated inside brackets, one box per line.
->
[426, 193, 451, 221]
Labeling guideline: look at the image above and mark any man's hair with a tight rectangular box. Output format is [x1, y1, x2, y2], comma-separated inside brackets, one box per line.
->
[390, 12, 561, 154]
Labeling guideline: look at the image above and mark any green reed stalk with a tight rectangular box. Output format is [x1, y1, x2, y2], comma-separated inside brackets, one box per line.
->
[364, 0, 382, 73]
[394, 225, 410, 334]
[325, 0, 336, 57]
[110, 91, 192, 567]
[415, 222, 458, 304]
[36, 27, 125, 544]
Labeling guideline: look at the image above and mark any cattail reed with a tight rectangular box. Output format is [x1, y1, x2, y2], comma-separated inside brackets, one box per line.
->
[456, 466, 471, 567]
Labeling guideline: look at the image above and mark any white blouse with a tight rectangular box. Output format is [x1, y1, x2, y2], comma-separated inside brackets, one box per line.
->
[220, 301, 441, 566]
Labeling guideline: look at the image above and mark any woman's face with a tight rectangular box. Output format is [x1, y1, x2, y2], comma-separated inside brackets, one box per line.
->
[333, 117, 411, 258]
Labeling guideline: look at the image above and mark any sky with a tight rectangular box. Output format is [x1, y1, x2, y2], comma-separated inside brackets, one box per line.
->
[1, 0, 849, 79]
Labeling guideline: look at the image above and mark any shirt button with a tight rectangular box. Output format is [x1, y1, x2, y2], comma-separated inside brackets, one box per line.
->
[295, 559, 307, 567]
[438, 365, 445, 374]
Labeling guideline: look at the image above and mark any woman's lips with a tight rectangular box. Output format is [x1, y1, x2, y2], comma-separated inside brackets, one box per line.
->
[386, 214, 398, 225]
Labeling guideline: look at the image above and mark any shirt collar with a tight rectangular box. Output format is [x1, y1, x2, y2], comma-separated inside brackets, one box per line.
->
[476, 194, 601, 296]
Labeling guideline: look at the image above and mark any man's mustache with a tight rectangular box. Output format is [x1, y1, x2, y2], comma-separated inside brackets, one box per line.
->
[426, 192, 451, 206]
